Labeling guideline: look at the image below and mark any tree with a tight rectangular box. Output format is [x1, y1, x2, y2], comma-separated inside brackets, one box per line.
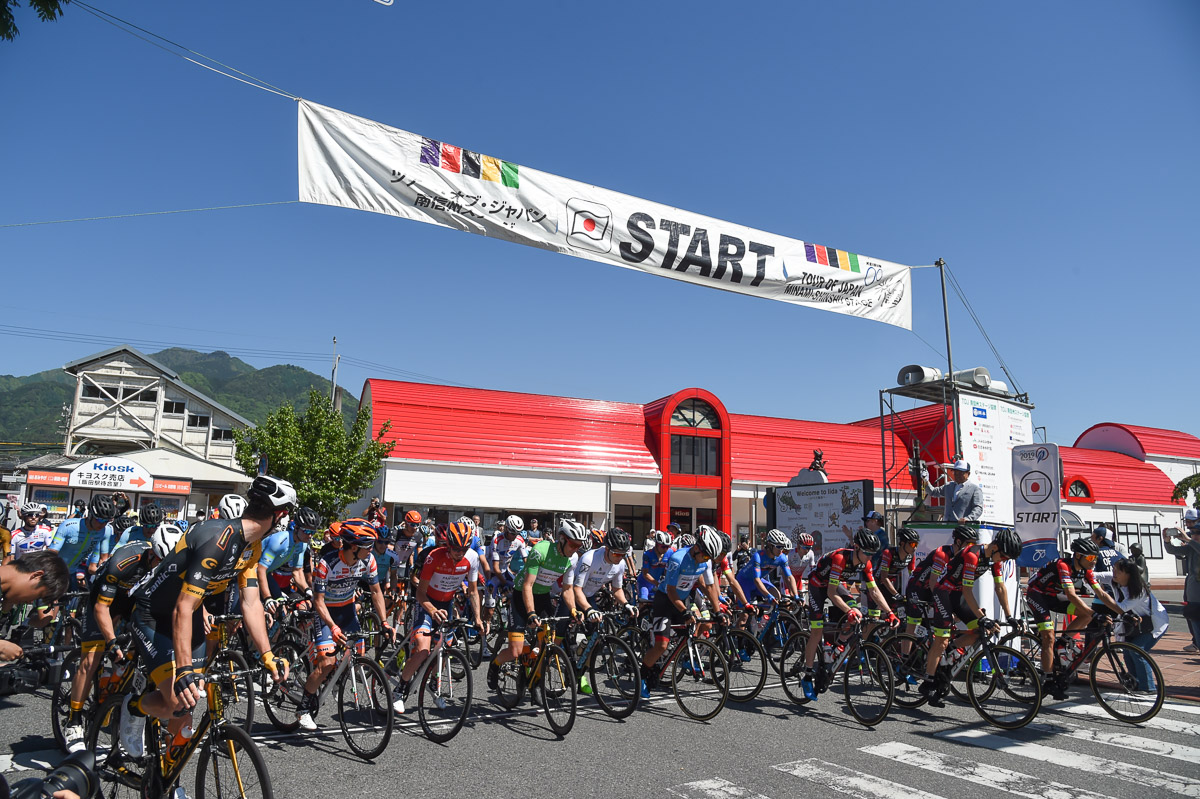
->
[1171, 474, 1200, 508]
[2, 0, 70, 42]
[234, 389, 394, 525]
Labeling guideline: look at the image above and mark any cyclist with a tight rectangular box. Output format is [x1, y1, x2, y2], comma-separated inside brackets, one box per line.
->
[735, 528, 798, 603]
[917, 526, 1023, 706]
[101, 503, 163, 557]
[566, 527, 636, 694]
[788, 533, 818, 595]
[487, 519, 587, 695]
[638, 529, 675, 612]
[63, 523, 183, 751]
[257, 506, 318, 610]
[867, 527, 920, 636]
[390, 511, 423, 624]
[1026, 537, 1125, 698]
[296, 518, 393, 729]
[218, 494, 247, 520]
[124, 475, 294, 755]
[485, 515, 527, 631]
[49, 494, 116, 583]
[392, 521, 482, 713]
[0, 510, 10, 563]
[798, 529, 894, 701]
[711, 531, 753, 616]
[0, 551, 70, 662]
[11, 502, 54, 560]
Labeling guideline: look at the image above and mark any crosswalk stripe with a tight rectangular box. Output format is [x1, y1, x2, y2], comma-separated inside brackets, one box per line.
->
[861, 741, 1115, 799]
[0, 749, 58, 774]
[1030, 721, 1200, 766]
[773, 758, 948, 799]
[1096, 695, 1200, 716]
[938, 727, 1200, 798]
[1051, 702, 1200, 736]
[668, 778, 772, 799]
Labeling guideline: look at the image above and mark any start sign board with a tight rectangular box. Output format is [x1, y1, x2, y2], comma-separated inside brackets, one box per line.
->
[69, 457, 154, 492]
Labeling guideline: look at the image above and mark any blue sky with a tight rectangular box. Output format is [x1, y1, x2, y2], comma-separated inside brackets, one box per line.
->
[2, 1, 1197, 447]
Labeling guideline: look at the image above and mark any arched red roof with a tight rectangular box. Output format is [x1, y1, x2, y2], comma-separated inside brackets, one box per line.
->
[1059, 446, 1182, 506]
[1074, 423, 1200, 461]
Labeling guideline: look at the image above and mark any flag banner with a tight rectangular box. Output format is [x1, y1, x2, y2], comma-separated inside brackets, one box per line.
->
[298, 100, 913, 329]
[1012, 443, 1061, 568]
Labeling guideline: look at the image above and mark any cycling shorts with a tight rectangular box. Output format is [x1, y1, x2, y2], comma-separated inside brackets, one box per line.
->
[412, 598, 454, 634]
[80, 599, 134, 654]
[311, 604, 362, 657]
[130, 606, 206, 687]
[649, 591, 690, 641]
[930, 588, 977, 637]
[1026, 591, 1076, 632]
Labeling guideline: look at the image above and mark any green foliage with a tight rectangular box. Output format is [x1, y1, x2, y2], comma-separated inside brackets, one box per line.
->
[177, 371, 216, 397]
[1171, 474, 1200, 506]
[152, 349, 255, 386]
[0, 382, 71, 441]
[233, 389, 393, 524]
[2, 0, 70, 42]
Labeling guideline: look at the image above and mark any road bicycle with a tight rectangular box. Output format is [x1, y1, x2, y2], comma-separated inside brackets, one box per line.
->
[778, 618, 894, 726]
[493, 616, 578, 735]
[52, 634, 139, 752]
[409, 618, 474, 743]
[743, 598, 804, 670]
[645, 617, 730, 722]
[563, 610, 641, 719]
[202, 613, 257, 734]
[709, 616, 767, 703]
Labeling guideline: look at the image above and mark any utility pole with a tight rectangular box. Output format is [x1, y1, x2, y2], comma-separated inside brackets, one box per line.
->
[331, 337, 340, 402]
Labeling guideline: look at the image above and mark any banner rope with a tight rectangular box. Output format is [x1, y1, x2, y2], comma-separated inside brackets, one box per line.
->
[0, 200, 299, 228]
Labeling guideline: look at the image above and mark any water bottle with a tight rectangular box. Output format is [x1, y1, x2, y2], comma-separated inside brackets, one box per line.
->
[1058, 636, 1081, 669]
[821, 641, 834, 661]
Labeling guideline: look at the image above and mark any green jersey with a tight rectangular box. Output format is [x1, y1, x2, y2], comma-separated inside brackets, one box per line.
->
[519, 539, 578, 596]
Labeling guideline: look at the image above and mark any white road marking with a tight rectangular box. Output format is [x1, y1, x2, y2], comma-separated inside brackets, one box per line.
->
[0, 749, 59, 774]
[861, 741, 1115, 799]
[1051, 702, 1200, 736]
[1097, 694, 1200, 716]
[773, 758, 948, 799]
[938, 727, 1200, 798]
[668, 778, 772, 799]
[1030, 721, 1200, 766]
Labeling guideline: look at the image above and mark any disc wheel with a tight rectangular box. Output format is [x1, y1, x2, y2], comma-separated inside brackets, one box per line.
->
[195, 724, 272, 799]
[258, 642, 308, 733]
[842, 641, 894, 726]
[714, 628, 767, 703]
[539, 643, 577, 736]
[670, 637, 728, 721]
[966, 645, 1042, 730]
[1090, 641, 1164, 724]
[588, 634, 641, 719]
[337, 655, 393, 760]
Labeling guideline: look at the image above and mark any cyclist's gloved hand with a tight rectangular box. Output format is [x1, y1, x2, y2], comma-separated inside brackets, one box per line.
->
[891, 593, 904, 606]
[585, 608, 602, 624]
[978, 616, 999, 633]
[304, 588, 314, 599]
[330, 624, 346, 645]
[885, 612, 899, 626]
[526, 612, 540, 628]
[624, 603, 638, 618]
[173, 668, 203, 708]
[262, 650, 289, 681]
[845, 608, 863, 624]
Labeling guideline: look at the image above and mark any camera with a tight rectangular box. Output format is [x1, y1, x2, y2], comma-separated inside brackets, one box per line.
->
[0, 645, 59, 696]
[2, 751, 97, 799]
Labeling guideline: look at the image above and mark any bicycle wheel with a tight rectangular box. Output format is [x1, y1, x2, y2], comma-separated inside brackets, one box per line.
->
[589, 634, 641, 719]
[86, 694, 143, 799]
[1090, 641, 1164, 724]
[52, 648, 87, 752]
[539, 644, 577, 736]
[777, 630, 812, 706]
[358, 611, 387, 664]
[999, 630, 1043, 664]
[670, 637, 728, 721]
[762, 612, 802, 670]
[417, 647, 472, 743]
[616, 624, 649, 659]
[966, 645, 1041, 730]
[258, 642, 308, 733]
[195, 724, 272, 799]
[337, 656, 393, 760]
[843, 641, 894, 726]
[209, 650, 255, 734]
[879, 633, 929, 709]
[714, 629, 767, 703]
[461, 623, 484, 670]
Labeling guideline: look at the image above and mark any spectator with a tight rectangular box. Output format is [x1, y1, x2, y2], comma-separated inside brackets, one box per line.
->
[1165, 519, 1200, 654]
[527, 517, 542, 540]
[734, 535, 753, 572]
[922, 460, 984, 523]
[365, 497, 387, 525]
[1128, 542, 1149, 587]
[1093, 523, 1128, 556]
[863, 510, 889, 554]
[1091, 525, 1126, 602]
[1110, 558, 1168, 689]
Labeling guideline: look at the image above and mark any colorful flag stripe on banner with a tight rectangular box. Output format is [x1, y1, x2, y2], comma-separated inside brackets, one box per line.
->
[804, 243, 861, 273]
[421, 137, 519, 188]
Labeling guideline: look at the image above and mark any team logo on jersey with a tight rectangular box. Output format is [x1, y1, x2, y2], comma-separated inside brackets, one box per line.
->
[202, 558, 220, 570]
[216, 525, 235, 551]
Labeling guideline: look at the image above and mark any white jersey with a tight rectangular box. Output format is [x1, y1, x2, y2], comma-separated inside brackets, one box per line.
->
[788, 549, 818, 582]
[564, 547, 626, 598]
[12, 525, 53, 559]
[489, 531, 527, 571]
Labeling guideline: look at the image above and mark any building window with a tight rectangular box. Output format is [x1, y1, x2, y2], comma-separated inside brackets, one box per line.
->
[163, 400, 185, 415]
[121, 386, 158, 403]
[187, 414, 210, 428]
[670, 398, 720, 429]
[615, 504, 653, 549]
[82, 384, 114, 399]
[670, 435, 718, 476]
[1117, 522, 1162, 559]
[212, 428, 234, 441]
[1068, 481, 1090, 498]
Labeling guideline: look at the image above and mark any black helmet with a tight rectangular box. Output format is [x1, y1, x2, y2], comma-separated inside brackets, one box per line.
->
[717, 531, 733, 557]
[294, 506, 321, 532]
[604, 527, 631, 553]
[952, 524, 978, 543]
[897, 527, 921, 544]
[139, 504, 163, 527]
[993, 528, 1022, 559]
[853, 529, 881, 554]
[1070, 538, 1099, 556]
[113, 514, 138, 532]
[89, 494, 116, 521]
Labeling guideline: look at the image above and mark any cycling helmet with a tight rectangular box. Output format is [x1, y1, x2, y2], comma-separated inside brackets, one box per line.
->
[993, 528, 1022, 559]
[717, 531, 732, 557]
[139, 504, 163, 528]
[89, 494, 116, 521]
[247, 475, 298, 511]
[765, 528, 791, 549]
[293, 506, 320, 532]
[604, 527, 632, 553]
[557, 519, 589, 542]
[218, 494, 247, 520]
[652, 529, 673, 547]
[853, 529, 882, 554]
[446, 521, 473, 549]
[456, 515, 477, 533]
[695, 527, 722, 559]
[374, 525, 393, 544]
[1070, 537, 1099, 556]
[796, 532, 815, 547]
[113, 515, 137, 532]
[20, 501, 42, 518]
[504, 514, 524, 534]
[678, 533, 696, 548]
[176, 519, 189, 532]
[151, 523, 185, 560]
[952, 524, 979, 543]
[340, 518, 378, 546]
[897, 527, 921, 544]
[404, 510, 422, 525]
[590, 528, 606, 547]
[434, 523, 448, 544]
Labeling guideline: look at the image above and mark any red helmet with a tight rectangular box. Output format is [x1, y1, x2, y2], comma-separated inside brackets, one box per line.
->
[404, 510, 422, 525]
[797, 533, 815, 547]
[446, 521, 473, 549]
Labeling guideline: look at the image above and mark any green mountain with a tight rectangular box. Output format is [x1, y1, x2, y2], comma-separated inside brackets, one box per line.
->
[0, 348, 358, 450]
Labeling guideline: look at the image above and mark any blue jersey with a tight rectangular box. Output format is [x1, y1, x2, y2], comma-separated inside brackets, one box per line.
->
[50, 517, 111, 570]
[657, 546, 715, 597]
[638, 545, 675, 588]
[258, 529, 308, 575]
[735, 549, 793, 599]
[106, 525, 154, 557]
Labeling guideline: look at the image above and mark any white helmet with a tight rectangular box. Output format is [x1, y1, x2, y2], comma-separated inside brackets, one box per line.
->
[695, 527, 723, 559]
[765, 528, 791, 549]
[457, 515, 478, 534]
[151, 523, 185, 559]
[20, 501, 43, 517]
[219, 494, 247, 520]
[652, 529, 673, 547]
[504, 514, 524, 534]
[557, 519, 589, 542]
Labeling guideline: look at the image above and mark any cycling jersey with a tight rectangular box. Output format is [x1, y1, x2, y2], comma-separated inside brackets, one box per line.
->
[258, 529, 308, 575]
[518, 539, 578, 597]
[489, 531, 527, 573]
[933, 544, 1003, 592]
[313, 549, 378, 608]
[788, 548, 817, 583]
[735, 549, 793, 599]
[657, 546, 715, 597]
[910, 544, 954, 592]
[809, 548, 875, 590]
[131, 518, 262, 618]
[91, 541, 154, 614]
[113, 524, 154, 553]
[372, 546, 398, 579]
[638, 545, 674, 588]
[1028, 557, 1099, 601]
[49, 517, 112, 570]
[0, 526, 9, 561]
[419, 546, 478, 603]
[564, 547, 626, 598]
[877, 546, 915, 587]
[392, 533, 420, 564]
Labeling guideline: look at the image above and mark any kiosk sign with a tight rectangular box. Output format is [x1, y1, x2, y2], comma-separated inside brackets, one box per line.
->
[69, 457, 155, 492]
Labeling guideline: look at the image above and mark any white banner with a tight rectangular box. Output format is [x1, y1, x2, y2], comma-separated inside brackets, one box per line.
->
[69, 456, 153, 492]
[956, 393, 1034, 525]
[298, 101, 913, 329]
[1013, 443, 1061, 566]
[773, 480, 873, 554]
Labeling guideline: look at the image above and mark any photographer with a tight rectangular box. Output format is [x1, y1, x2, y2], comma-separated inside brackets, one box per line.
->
[0, 551, 71, 662]
[0, 751, 97, 799]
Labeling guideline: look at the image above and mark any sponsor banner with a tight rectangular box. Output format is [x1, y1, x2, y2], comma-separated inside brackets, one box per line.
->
[1013, 443, 1061, 567]
[956, 394, 1034, 526]
[298, 101, 913, 329]
[27, 469, 70, 486]
[152, 478, 192, 495]
[68, 457, 155, 492]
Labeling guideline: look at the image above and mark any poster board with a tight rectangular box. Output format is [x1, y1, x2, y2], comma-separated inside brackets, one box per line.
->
[956, 393, 1034, 526]
[770, 480, 874, 554]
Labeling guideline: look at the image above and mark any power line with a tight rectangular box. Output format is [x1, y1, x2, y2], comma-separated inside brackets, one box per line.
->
[944, 266, 1024, 394]
[0, 201, 299, 229]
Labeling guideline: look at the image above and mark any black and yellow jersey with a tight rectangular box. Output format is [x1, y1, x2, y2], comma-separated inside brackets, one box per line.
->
[131, 518, 262, 618]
